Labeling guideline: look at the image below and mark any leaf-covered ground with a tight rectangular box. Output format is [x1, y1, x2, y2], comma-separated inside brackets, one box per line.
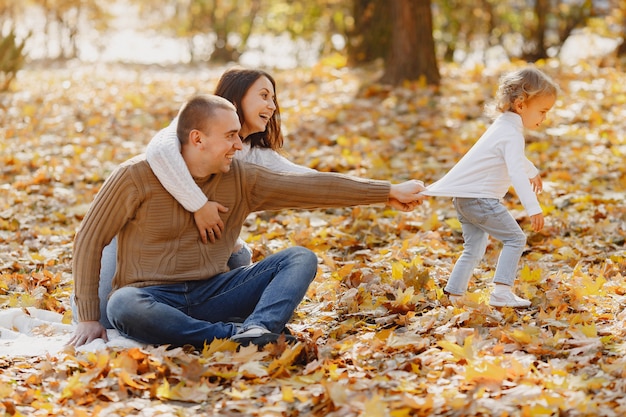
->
[0, 57, 625, 416]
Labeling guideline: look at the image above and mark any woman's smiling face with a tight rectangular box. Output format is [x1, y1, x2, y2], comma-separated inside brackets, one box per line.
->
[239, 76, 276, 138]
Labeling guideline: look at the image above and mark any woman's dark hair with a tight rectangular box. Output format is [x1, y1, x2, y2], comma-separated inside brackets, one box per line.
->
[214, 67, 283, 150]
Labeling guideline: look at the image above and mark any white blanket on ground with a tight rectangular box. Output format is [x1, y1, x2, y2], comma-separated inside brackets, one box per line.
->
[0, 307, 145, 357]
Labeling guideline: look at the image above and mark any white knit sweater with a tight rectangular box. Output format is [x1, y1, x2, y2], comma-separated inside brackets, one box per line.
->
[423, 112, 542, 216]
[146, 119, 314, 212]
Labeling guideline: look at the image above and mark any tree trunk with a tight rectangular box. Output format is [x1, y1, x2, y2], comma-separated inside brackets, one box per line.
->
[346, 0, 391, 65]
[619, 11, 626, 56]
[380, 0, 440, 86]
[534, 0, 548, 59]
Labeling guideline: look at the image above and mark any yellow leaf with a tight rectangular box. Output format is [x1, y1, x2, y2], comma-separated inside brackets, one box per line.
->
[118, 370, 147, 390]
[157, 380, 212, 403]
[520, 264, 543, 283]
[60, 373, 84, 400]
[437, 334, 474, 360]
[392, 261, 404, 280]
[390, 408, 413, 417]
[444, 217, 462, 232]
[506, 325, 540, 345]
[577, 323, 598, 338]
[510, 329, 533, 344]
[421, 212, 441, 231]
[239, 361, 268, 378]
[464, 360, 507, 385]
[553, 246, 577, 261]
[363, 394, 386, 417]
[0, 380, 14, 399]
[282, 385, 294, 402]
[574, 274, 606, 298]
[201, 337, 239, 356]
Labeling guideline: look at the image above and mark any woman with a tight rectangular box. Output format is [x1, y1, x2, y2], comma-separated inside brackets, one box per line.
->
[82, 67, 314, 329]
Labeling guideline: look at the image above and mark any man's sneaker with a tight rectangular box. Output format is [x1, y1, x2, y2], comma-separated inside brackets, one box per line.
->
[231, 325, 297, 347]
[489, 292, 531, 308]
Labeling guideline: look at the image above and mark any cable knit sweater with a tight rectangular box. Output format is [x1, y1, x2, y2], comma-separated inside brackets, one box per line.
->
[73, 157, 390, 322]
[145, 119, 314, 212]
[423, 112, 542, 216]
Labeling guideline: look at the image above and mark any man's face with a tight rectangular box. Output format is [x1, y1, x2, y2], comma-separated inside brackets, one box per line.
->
[198, 108, 242, 174]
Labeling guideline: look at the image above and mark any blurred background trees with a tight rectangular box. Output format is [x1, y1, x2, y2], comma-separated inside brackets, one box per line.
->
[0, 0, 624, 91]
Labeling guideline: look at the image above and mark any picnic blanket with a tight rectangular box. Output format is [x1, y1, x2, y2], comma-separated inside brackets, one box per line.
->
[0, 307, 144, 357]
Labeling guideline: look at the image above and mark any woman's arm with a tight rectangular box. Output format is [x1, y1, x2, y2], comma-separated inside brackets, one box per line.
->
[146, 121, 227, 243]
[244, 147, 315, 173]
[145, 120, 208, 212]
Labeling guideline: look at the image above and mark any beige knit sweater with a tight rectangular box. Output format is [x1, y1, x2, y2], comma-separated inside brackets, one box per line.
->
[73, 155, 391, 322]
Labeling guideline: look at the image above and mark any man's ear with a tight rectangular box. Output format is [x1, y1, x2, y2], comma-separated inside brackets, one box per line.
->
[189, 129, 203, 146]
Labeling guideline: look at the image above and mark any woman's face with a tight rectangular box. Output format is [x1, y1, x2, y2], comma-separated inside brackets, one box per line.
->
[239, 76, 276, 139]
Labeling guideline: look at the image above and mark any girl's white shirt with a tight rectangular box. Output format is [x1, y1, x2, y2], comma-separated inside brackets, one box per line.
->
[423, 112, 542, 216]
[145, 119, 314, 213]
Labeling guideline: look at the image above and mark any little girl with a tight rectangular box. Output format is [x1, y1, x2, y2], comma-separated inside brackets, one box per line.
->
[424, 66, 558, 308]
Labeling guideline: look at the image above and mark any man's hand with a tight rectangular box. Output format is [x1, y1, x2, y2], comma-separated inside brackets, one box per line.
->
[194, 201, 229, 243]
[530, 174, 543, 194]
[530, 213, 544, 232]
[67, 321, 108, 348]
[389, 180, 427, 207]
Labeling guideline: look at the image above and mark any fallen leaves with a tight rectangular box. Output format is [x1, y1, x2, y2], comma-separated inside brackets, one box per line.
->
[0, 59, 625, 416]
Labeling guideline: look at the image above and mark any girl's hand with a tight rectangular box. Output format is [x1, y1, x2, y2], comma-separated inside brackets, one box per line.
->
[530, 174, 543, 194]
[194, 201, 229, 244]
[530, 213, 544, 232]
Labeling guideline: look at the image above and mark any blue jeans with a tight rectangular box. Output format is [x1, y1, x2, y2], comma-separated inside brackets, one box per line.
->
[72, 235, 253, 329]
[445, 198, 527, 295]
[105, 246, 317, 348]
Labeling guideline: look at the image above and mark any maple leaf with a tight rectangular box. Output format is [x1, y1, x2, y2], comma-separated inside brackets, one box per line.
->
[464, 359, 508, 386]
[437, 334, 474, 361]
[2, 54, 626, 417]
[156, 379, 213, 403]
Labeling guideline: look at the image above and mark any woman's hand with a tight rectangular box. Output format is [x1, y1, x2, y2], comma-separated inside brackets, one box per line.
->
[194, 201, 229, 243]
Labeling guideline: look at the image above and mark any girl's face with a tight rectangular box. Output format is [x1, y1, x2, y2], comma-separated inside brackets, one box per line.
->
[239, 76, 276, 138]
[515, 93, 556, 130]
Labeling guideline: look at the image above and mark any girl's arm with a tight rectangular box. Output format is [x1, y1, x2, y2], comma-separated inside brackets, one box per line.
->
[504, 139, 542, 216]
[523, 157, 539, 179]
[146, 121, 227, 244]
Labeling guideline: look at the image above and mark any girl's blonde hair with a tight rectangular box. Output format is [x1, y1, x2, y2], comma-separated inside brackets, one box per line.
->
[494, 66, 558, 113]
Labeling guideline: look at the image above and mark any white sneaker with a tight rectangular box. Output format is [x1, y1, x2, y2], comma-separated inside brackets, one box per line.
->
[231, 325, 270, 341]
[489, 292, 531, 308]
[230, 325, 297, 347]
[448, 294, 463, 307]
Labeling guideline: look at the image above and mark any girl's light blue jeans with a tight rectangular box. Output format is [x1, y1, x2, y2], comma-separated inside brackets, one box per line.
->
[445, 197, 527, 295]
[72, 235, 254, 329]
[106, 246, 318, 349]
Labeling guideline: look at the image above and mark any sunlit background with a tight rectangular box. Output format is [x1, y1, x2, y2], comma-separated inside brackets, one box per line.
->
[6, 0, 624, 70]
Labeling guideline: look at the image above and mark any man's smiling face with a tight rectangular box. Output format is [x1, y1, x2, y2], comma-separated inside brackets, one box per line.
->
[197, 107, 242, 175]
